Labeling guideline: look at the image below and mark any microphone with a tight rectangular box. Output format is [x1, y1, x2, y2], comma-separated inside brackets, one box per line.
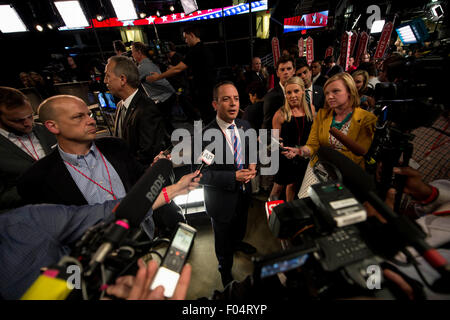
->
[329, 127, 367, 156]
[316, 146, 450, 283]
[114, 158, 174, 228]
[196, 149, 215, 174]
[86, 158, 174, 276]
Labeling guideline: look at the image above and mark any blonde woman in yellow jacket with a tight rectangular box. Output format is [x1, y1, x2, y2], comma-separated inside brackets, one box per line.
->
[282, 72, 377, 198]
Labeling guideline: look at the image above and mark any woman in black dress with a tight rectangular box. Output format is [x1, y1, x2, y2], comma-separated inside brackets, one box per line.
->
[271, 76, 315, 201]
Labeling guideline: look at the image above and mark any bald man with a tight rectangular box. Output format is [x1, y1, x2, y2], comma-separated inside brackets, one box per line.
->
[17, 95, 145, 206]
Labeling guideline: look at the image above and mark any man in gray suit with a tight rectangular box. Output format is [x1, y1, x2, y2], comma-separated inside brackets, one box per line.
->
[0, 87, 56, 212]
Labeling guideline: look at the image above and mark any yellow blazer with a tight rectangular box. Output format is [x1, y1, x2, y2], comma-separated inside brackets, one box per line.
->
[305, 107, 377, 168]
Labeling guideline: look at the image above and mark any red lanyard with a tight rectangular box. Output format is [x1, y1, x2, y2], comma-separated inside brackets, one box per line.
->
[17, 134, 39, 161]
[424, 120, 449, 157]
[64, 147, 117, 200]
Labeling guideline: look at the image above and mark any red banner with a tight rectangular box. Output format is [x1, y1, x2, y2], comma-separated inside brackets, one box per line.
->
[306, 37, 314, 65]
[272, 37, 281, 67]
[354, 32, 369, 67]
[374, 22, 394, 59]
[298, 38, 304, 57]
[340, 32, 352, 71]
[350, 32, 358, 58]
[325, 46, 334, 58]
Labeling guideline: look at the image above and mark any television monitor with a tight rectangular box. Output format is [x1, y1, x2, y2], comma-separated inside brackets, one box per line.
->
[97, 92, 117, 109]
[395, 18, 429, 45]
[284, 11, 328, 33]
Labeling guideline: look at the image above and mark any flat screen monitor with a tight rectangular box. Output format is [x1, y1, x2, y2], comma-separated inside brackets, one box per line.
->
[284, 10, 328, 33]
[97, 92, 117, 109]
[396, 18, 429, 45]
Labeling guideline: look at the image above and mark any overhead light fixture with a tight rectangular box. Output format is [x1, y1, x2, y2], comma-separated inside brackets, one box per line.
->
[370, 19, 385, 33]
[47, 23, 54, 30]
[110, 0, 138, 21]
[96, 14, 105, 21]
[156, 10, 161, 17]
[170, 5, 175, 12]
[0, 4, 28, 33]
[35, 24, 44, 32]
[139, 12, 147, 19]
[431, 5, 444, 20]
[54, 1, 90, 28]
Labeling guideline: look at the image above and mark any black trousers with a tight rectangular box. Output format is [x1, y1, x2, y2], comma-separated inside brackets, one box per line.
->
[156, 93, 176, 135]
[210, 191, 250, 274]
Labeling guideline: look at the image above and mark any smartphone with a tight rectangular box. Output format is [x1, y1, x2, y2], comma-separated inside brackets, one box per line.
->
[150, 223, 197, 298]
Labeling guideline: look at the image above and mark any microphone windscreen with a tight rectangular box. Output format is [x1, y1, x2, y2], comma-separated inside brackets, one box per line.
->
[317, 146, 376, 201]
[114, 159, 174, 227]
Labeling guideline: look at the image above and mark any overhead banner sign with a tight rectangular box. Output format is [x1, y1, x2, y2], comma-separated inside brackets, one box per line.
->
[298, 38, 304, 57]
[272, 37, 281, 67]
[374, 21, 394, 59]
[340, 31, 352, 71]
[325, 46, 334, 58]
[306, 37, 314, 65]
[284, 10, 329, 33]
[59, 1, 268, 30]
[354, 32, 369, 67]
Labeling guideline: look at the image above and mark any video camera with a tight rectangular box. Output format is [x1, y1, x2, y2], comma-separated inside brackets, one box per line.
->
[367, 50, 448, 206]
[251, 147, 450, 300]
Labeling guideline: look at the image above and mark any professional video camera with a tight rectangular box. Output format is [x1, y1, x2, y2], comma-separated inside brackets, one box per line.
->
[20, 159, 195, 300]
[367, 49, 449, 209]
[252, 147, 450, 300]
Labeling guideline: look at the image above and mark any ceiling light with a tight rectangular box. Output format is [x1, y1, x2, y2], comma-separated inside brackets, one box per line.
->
[36, 24, 44, 32]
[110, 0, 138, 21]
[0, 4, 28, 33]
[156, 10, 161, 17]
[96, 14, 104, 21]
[170, 5, 175, 12]
[139, 12, 147, 19]
[54, 1, 90, 28]
[47, 23, 54, 30]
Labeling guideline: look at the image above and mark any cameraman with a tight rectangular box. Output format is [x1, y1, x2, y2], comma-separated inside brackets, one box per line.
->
[0, 171, 200, 300]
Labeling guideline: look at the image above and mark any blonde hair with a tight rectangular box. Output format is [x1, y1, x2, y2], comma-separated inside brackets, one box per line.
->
[323, 72, 360, 110]
[280, 76, 313, 122]
[352, 70, 369, 94]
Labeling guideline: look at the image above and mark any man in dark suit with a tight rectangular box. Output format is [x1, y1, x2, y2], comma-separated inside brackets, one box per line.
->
[197, 81, 257, 287]
[311, 60, 328, 88]
[104, 55, 168, 166]
[262, 56, 295, 129]
[245, 57, 267, 89]
[17, 95, 143, 206]
[0, 87, 56, 212]
[296, 62, 325, 112]
[324, 55, 344, 78]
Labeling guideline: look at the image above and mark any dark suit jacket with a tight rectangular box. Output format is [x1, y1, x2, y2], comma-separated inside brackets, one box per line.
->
[117, 87, 168, 166]
[198, 118, 253, 223]
[311, 85, 325, 111]
[0, 124, 56, 212]
[262, 83, 284, 129]
[242, 101, 264, 130]
[17, 137, 144, 206]
[313, 74, 327, 88]
[245, 70, 267, 88]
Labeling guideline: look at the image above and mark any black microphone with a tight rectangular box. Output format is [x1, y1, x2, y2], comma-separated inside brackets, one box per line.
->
[316, 146, 450, 281]
[113, 158, 174, 228]
[85, 159, 174, 276]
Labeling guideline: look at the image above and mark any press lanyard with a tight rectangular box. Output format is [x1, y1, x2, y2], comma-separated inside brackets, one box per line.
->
[64, 147, 117, 200]
[17, 134, 39, 161]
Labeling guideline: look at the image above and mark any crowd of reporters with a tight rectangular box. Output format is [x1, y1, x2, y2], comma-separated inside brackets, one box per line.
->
[0, 23, 449, 301]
